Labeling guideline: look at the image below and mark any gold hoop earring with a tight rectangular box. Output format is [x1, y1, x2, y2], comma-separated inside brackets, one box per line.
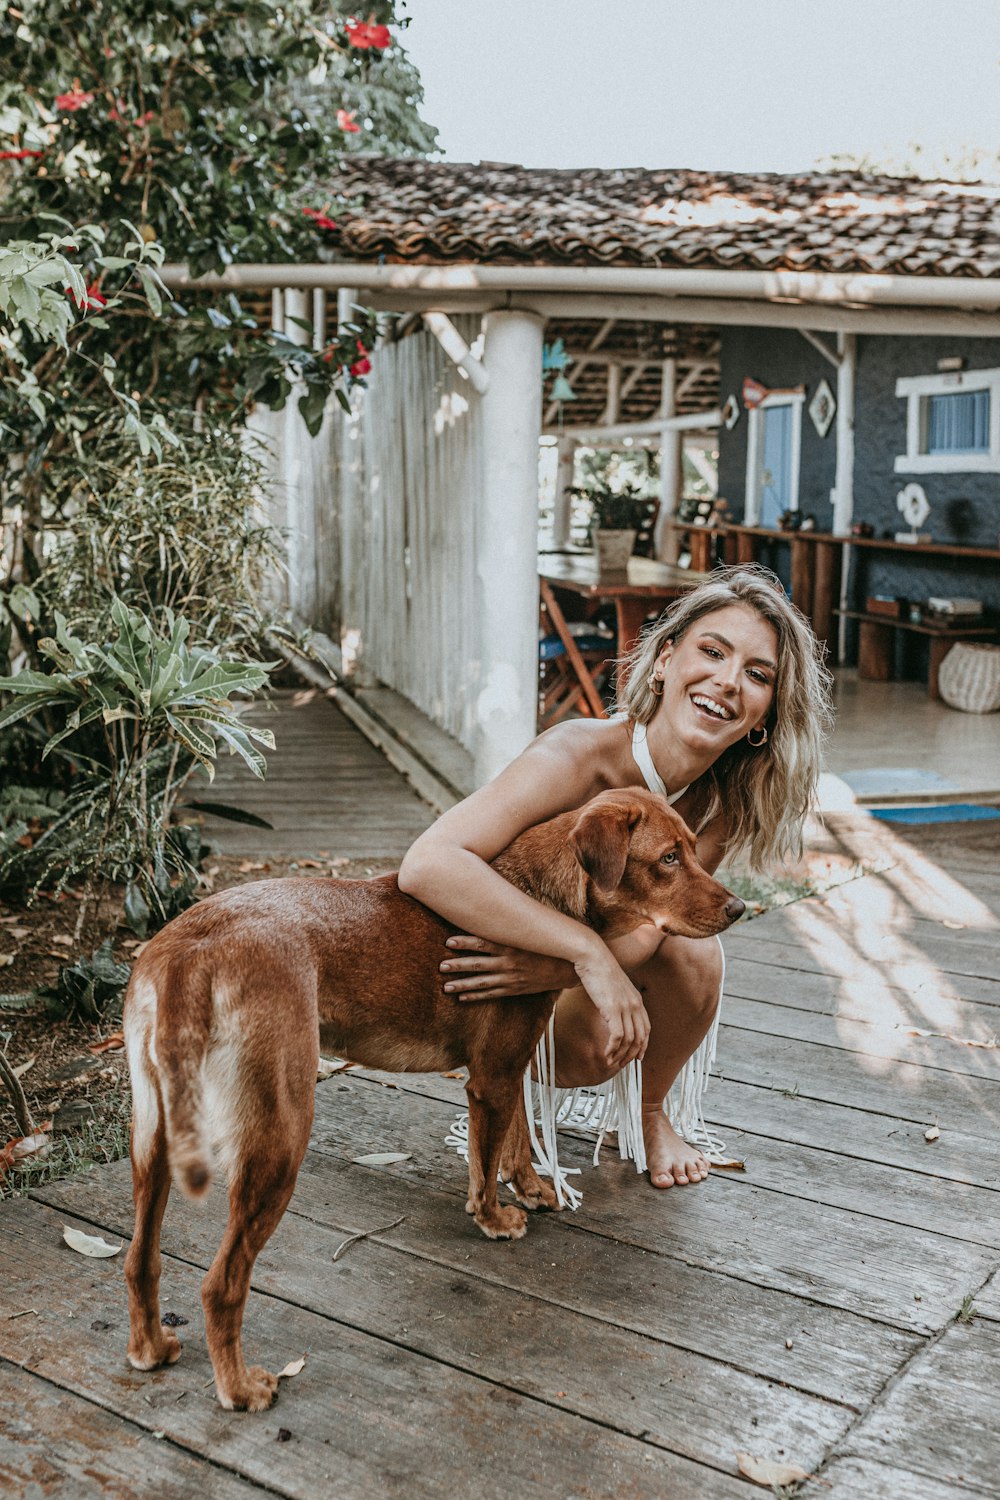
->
[648, 672, 664, 697]
[747, 726, 768, 748]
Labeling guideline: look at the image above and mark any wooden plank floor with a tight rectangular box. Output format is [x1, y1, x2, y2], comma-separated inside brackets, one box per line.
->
[2, 710, 999, 1496]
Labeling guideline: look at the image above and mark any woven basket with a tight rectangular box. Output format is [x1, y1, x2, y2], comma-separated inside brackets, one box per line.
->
[938, 642, 1000, 714]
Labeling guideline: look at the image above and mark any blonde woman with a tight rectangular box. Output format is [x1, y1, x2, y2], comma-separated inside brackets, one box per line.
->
[398, 566, 833, 1190]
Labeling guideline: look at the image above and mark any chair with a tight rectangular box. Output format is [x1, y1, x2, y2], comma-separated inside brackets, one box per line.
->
[538, 622, 616, 729]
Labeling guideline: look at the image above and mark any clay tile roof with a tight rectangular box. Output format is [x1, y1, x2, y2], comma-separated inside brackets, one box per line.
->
[321, 158, 1000, 278]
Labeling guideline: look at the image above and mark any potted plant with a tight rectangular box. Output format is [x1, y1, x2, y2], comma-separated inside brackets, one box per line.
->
[568, 482, 656, 570]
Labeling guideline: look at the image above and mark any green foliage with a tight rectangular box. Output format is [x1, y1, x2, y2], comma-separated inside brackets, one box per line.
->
[36, 938, 131, 1021]
[568, 480, 656, 532]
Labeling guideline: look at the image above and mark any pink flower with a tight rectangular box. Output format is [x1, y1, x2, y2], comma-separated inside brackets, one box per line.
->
[65, 281, 107, 311]
[346, 19, 391, 49]
[302, 205, 338, 232]
[54, 88, 94, 112]
[336, 108, 360, 134]
[0, 149, 43, 160]
[350, 341, 372, 376]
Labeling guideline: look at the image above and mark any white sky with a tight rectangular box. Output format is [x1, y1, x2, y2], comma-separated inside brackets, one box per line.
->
[400, 0, 1000, 176]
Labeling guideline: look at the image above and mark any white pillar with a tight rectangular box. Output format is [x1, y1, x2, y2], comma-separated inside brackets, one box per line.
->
[655, 357, 682, 560]
[282, 287, 311, 621]
[552, 436, 576, 548]
[833, 332, 856, 535]
[337, 287, 372, 683]
[475, 309, 544, 786]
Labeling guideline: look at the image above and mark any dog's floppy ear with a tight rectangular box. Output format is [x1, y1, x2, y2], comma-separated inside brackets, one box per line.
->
[569, 801, 639, 891]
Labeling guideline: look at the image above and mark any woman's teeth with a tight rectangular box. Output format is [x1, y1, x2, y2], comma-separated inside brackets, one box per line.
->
[692, 694, 732, 721]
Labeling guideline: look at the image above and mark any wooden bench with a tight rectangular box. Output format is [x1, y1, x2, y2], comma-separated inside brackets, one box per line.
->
[835, 610, 997, 700]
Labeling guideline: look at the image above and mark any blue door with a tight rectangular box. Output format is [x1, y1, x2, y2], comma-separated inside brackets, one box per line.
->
[759, 403, 794, 528]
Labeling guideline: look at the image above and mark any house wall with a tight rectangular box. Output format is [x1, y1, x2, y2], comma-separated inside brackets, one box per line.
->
[719, 328, 1000, 673]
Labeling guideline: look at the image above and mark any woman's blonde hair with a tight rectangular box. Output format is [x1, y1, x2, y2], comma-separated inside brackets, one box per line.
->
[614, 565, 834, 869]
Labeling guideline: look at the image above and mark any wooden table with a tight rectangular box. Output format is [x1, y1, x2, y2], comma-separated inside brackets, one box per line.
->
[539, 554, 705, 718]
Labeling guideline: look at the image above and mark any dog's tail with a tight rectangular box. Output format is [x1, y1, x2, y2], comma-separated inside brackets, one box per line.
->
[131, 955, 215, 1200]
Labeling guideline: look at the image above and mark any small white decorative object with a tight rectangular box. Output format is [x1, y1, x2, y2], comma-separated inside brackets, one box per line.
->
[896, 482, 930, 543]
[808, 378, 836, 438]
[722, 393, 741, 430]
[938, 643, 1000, 714]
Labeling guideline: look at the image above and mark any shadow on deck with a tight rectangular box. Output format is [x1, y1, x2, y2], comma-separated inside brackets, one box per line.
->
[1, 692, 999, 1498]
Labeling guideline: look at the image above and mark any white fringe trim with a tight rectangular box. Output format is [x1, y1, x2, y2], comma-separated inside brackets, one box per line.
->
[446, 939, 729, 1206]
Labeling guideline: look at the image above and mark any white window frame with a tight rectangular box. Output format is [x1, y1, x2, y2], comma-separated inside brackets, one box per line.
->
[745, 391, 805, 524]
[894, 367, 1000, 474]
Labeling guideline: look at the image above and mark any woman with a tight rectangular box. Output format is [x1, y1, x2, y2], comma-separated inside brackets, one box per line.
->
[398, 565, 832, 1191]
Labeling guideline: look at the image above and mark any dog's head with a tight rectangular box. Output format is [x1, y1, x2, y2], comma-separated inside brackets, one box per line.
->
[568, 788, 744, 939]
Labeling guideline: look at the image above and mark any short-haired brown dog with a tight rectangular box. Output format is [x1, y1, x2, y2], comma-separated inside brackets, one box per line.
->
[123, 787, 744, 1410]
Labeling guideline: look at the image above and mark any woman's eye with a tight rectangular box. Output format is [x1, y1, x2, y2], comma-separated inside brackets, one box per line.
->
[701, 645, 722, 659]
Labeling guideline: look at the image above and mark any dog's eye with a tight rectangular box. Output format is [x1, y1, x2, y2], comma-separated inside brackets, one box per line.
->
[660, 851, 678, 866]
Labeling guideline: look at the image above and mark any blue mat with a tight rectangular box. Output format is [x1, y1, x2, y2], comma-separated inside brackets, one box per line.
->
[870, 804, 1000, 824]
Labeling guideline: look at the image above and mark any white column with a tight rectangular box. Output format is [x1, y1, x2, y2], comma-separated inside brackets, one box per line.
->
[833, 332, 856, 535]
[552, 436, 576, 548]
[337, 287, 372, 683]
[475, 309, 544, 786]
[655, 357, 682, 560]
[282, 287, 311, 621]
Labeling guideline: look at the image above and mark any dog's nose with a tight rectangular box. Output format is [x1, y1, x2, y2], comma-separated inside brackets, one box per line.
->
[724, 896, 746, 923]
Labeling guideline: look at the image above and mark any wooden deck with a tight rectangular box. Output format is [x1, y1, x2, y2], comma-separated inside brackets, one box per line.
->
[2, 695, 999, 1498]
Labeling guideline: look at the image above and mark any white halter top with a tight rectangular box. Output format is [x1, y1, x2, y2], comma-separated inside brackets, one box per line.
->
[630, 719, 688, 806]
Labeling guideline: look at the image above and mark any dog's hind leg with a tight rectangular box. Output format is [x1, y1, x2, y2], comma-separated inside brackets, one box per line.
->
[464, 1070, 529, 1240]
[201, 1084, 315, 1412]
[499, 1089, 560, 1213]
[125, 1079, 181, 1372]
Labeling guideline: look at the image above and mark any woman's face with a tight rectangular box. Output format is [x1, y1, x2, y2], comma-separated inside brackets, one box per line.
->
[653, 603, 778, 755]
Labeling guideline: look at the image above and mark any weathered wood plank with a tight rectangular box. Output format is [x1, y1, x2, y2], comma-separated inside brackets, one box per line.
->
[34, 1140, 918, 1411]
[725, 925, 1000, 986]
[724, 938, 1000, 1007]
[0, 1359, 268, 1500]
[844, 1319, 1000, 1496]
[724, 955, 999, 1041]
[817, 1455, 995, 1500]
[723, 996, 1000, 1081]
[0, 1199, 747, 1500]
[16, 1170, 853, 1475]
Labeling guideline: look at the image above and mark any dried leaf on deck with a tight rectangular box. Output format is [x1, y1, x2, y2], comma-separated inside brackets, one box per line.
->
[352, 1152, 411, 1167]
[0, 955, 13, 968]
[296, 859, 324, 869]
[278, 1355, 306, 1379]
[943, 920, 965, 929]
[1, 1124, 52, 1175]
[62, 1225, 122, 1258]
[924, 1124, 941, 1142]
[238, 860, 267, 873]
[712, 1158, 747, 1171]
[736, 1452, 811, 1487]
[12, 1056, 35, 1079]
[440, 1070, 465, 1080]
[317, 1058, 355, 1080]
[88, 1033, 125, 1055]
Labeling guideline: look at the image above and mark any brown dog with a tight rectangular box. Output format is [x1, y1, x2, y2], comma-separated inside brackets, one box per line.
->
[123, 787, 744, 1410]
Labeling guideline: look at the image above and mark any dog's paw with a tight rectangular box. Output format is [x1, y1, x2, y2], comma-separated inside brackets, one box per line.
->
[475, 1203, 528, 1241]
[507, 1172, 561, 1212]
[216, 1366, 279, 1412]
[127, 1329, 183, 1371]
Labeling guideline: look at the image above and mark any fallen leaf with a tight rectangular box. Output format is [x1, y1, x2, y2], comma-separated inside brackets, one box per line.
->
[276, 1427, 292, 1442]
[900, 1025, 997, 1051]
[925, 1125, 941, 1142]
[317, 1058, 355, 1080]
[12, 1056, 35, 1079]
[238, 860, 266, 873]
[736, 1452, 811, 1488]
[943, 919, 965, 929]
[62, 1225, 122, 1258]
[351, 1152, 411, 1167]
[712, 1158, 746, 1171]
[296, 859, 324, 869]
[7, 927, 29, 940]
[329, 857, 350, 869]
[87, 1033, 125, 1055]
[0, 955, 13, 968]
[278, 1355, 306, 1379]
[440, 1070, 465, 1080]
[52, 934, 74, 946]
[0, 1123, 52, 1177]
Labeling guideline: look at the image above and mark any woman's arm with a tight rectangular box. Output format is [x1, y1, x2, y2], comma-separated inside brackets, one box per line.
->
[398, 726, 650, 1068]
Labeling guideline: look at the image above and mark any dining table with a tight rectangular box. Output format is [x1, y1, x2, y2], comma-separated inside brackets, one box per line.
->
[538, 552, 709, 718]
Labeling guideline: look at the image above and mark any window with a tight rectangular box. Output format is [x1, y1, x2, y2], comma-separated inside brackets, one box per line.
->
[895, 368, 1000, 474]
[745, 393, 804, 526]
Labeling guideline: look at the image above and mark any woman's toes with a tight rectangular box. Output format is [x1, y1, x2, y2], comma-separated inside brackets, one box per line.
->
[651, 1169, 675, 1188]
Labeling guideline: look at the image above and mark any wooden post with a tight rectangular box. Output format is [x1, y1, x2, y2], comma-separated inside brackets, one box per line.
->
[337, 287, 373, 684]
[655, 357, 681, 561]
[475, 309, 544, 786]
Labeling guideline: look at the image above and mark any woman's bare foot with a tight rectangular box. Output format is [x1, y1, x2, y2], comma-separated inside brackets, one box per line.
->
[642, 1105, 709, 1188]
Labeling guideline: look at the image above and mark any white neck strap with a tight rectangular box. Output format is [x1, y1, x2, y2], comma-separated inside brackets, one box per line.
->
[631, 720, 687, 805]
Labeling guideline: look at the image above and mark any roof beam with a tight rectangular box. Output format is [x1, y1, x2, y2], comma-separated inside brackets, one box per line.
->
[798, 328, 841, 368]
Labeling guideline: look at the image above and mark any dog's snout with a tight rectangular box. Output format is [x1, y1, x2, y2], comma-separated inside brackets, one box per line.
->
[724, 895, 746, 923]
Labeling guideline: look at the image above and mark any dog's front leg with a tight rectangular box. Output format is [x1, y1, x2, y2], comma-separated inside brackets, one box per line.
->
[464, 1071, 529, 1240]
[499, 1090, 561, 1212]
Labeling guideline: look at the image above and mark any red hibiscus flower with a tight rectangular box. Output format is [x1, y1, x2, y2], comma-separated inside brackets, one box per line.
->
[65, 281, 107, 311]
[336, 108, 360, 134]
[350, 340, 372, 377]
[0, 149, 43, 160]
[303, 206, 338, 232]
[54, 87, 95, 112]
[345, 19, 391, 49]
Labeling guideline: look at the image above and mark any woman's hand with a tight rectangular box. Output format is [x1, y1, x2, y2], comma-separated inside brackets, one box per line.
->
[441, 935, 576, 1000]
[572, 943, 651, 1070]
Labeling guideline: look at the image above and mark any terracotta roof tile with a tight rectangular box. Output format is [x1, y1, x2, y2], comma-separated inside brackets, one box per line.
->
[320, 159, 1000, 278]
